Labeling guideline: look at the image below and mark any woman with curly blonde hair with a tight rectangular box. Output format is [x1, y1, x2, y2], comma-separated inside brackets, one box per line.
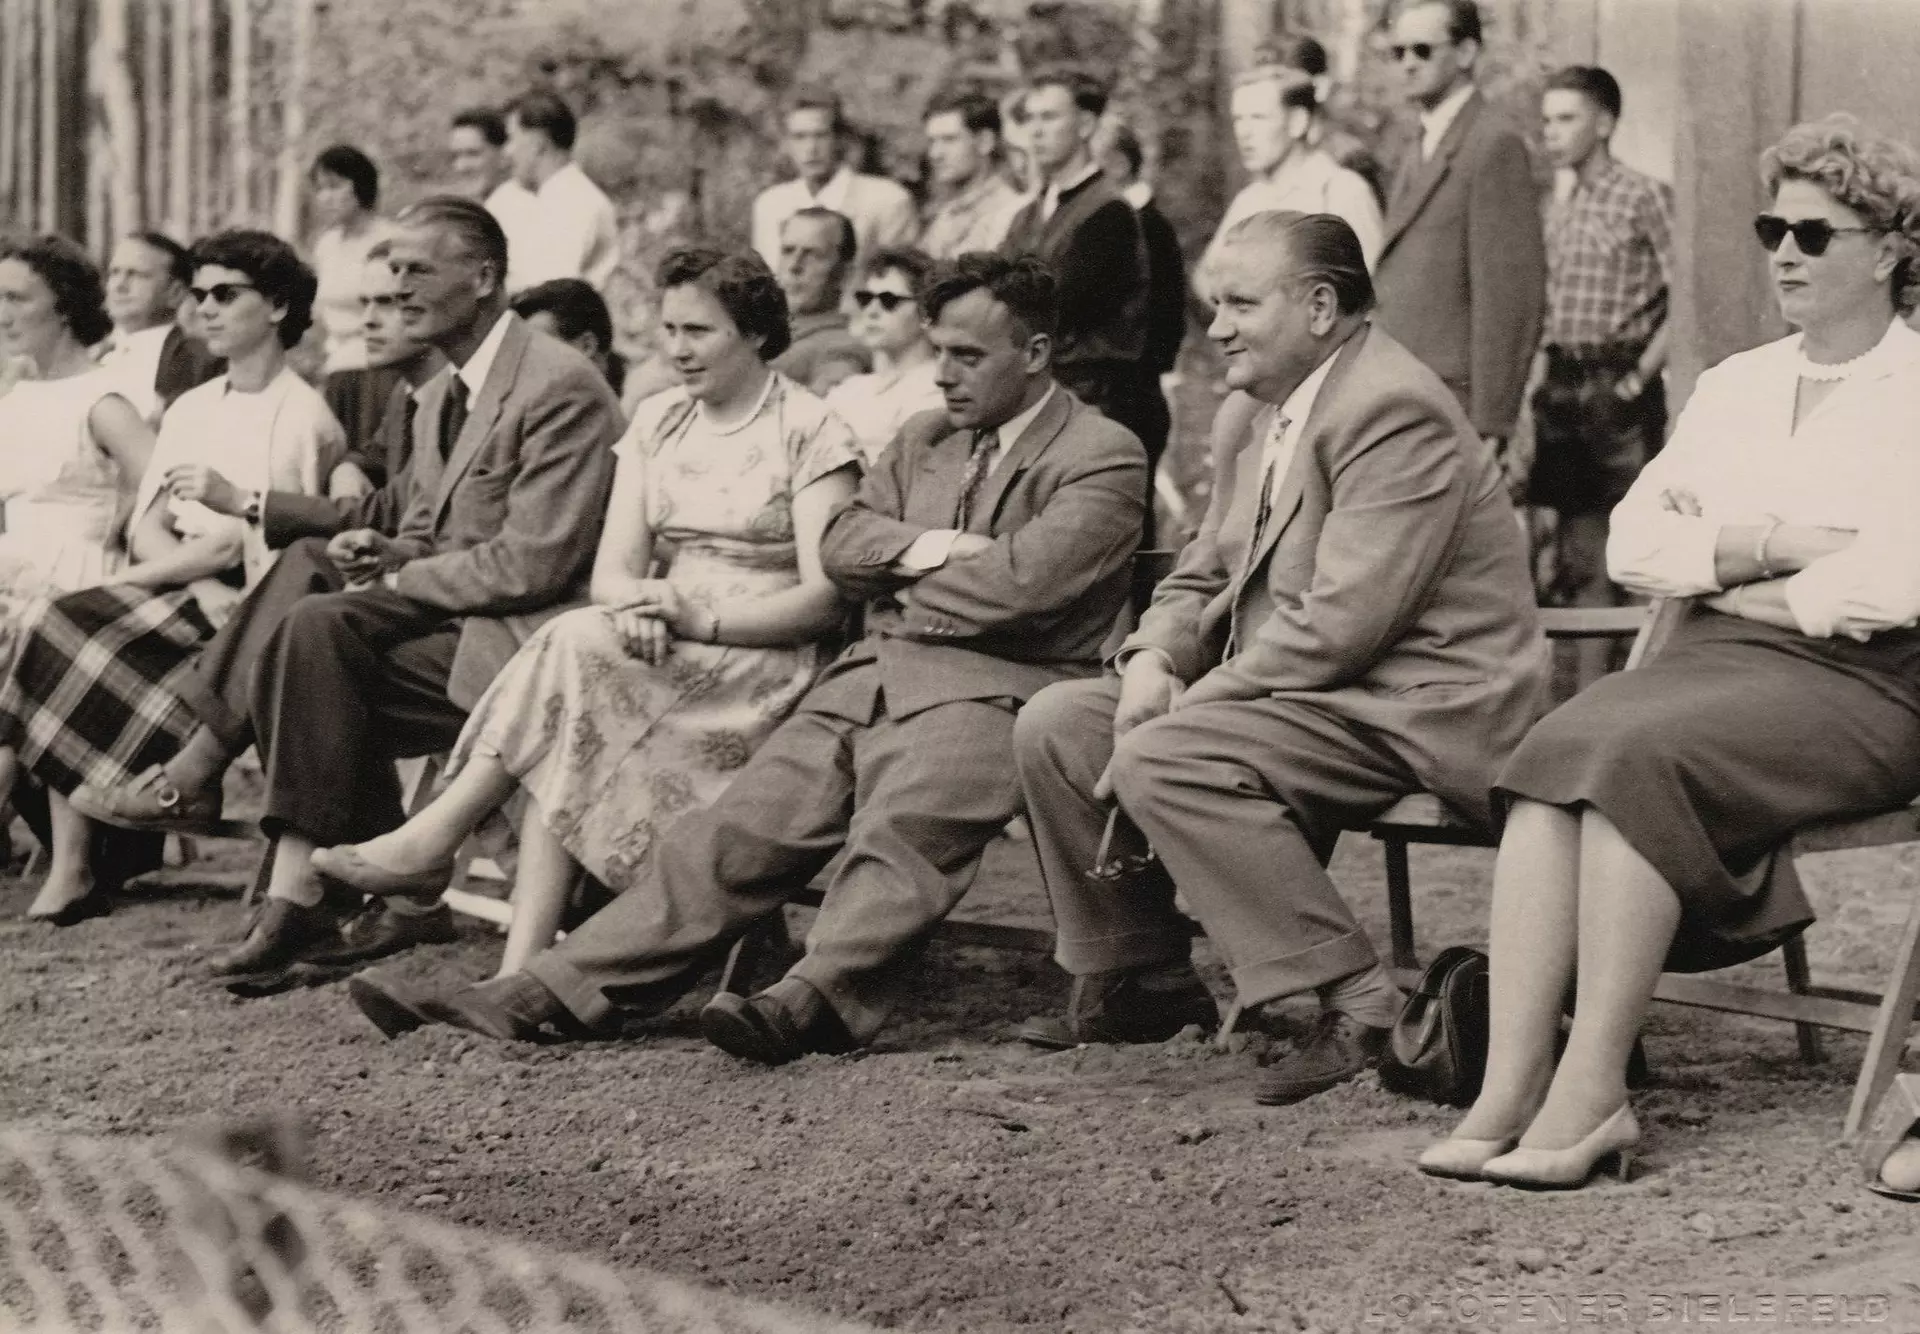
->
[1417, 114, 1920, 1190]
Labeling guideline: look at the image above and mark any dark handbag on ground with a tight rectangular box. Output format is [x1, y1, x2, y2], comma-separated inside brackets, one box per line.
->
[1378, 945, 1489, 1107]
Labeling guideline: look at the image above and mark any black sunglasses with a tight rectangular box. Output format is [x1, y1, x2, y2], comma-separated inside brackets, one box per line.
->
[1752, 214, 1877, 257]
[1389, 41, 1445, 61]
[189, 282, 258, 306]
[852, 290, 915, 313]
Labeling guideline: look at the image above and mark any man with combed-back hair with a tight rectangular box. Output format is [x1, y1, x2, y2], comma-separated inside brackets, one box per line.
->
[1016, 211, 1548, 1105]
[346, 251, 1148, 1062]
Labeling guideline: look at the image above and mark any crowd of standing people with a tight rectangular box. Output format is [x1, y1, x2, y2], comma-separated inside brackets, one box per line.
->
[4, 0, 1920, 1203]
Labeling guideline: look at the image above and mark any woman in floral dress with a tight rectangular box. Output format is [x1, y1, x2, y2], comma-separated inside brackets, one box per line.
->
[316, 246, 860, 972]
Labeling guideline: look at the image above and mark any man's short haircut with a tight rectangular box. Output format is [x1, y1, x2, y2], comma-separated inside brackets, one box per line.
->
[189, 229, 318, 347]
[859, 245, 937, 293]
[451, 106, 507, 148]
[656, 246, 793, 362]
[924, 89, 1001, 138]
[131, 230, 193, 286]
[786, 86, 846, 136]
[1261, 33, 1328, 78]
[1233, 63, 1318, 112]
[1108, 125, 1144, 179]
[921, 251, 1060, 341]
[310, 143, 379, 211]
[1, 234, 114, 346]
[1224, 210, 1374, 316]
[394, 194, 510, 287]
[1026, 65, 1109, 119]
[785, 207, 858, 268]
[1544, 65, 1622, 122]
[1404, 0, 1483, 46]
[506, 89, 578, 152]
[513, 277, 625, 394]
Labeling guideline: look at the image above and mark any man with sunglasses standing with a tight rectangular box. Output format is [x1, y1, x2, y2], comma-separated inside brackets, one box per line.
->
[1373, 0, 1544, 489]
[1532, 65, 1673, 688]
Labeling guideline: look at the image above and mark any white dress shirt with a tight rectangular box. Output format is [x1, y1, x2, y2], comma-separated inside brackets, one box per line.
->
[898, 384, 1056, 571]
[1202, 149, 1386, 289]
[97, 323, 173, 423]
[456, 310, 514, 402]
[487, 162, 620, 295]
[751, 165, 919, 271]
[1420, 83, 1475, 160]
[1607, 320, 1920, 641]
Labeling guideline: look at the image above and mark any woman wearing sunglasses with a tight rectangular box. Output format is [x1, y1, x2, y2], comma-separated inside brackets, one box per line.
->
[313, 246, 859, 976]
[824, 246, 944, 465]
[0, 230, 345, 923]
[1419, 114, 1920, 1191]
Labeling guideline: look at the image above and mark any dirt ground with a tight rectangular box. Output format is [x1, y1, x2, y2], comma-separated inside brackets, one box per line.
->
[4, 810, 1919, 1333]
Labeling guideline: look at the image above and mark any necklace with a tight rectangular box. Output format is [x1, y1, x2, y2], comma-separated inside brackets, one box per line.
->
[1794, 322, 1897, 382]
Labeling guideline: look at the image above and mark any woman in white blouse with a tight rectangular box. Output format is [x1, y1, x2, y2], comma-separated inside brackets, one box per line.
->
[1420, 116, 1920, 1191]
[824, 246, 944, 465]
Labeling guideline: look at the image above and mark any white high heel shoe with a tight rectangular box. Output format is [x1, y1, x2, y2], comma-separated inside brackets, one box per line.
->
[1416, 1135, 1518, 1181]
[1480, 1105, 1640, 1191]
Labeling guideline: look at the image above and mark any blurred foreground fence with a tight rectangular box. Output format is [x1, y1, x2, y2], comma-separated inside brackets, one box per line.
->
[0, 1126, 864, 1334]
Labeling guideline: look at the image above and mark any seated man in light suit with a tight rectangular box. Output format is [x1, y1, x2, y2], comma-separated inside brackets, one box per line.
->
[346, 252, 1148, 1062]
[1015, 211, 1549, 1105]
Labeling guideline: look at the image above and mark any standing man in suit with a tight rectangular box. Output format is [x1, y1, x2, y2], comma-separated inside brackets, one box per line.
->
[1373, 0, 1544, 473]
[752, 87, 919, 274]
[145, 197, 617, 978]
[1000, 68, 1153, 450]
[1015, 212, 1548, 1105]
[98, 232, 223, 424]
[346, 253, 1147, 1061]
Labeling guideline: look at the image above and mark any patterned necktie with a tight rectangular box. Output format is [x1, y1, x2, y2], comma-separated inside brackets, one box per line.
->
[953, 429, 999, 530]
[1227, 415, 1290, 658]
[438, 375, 469, 461]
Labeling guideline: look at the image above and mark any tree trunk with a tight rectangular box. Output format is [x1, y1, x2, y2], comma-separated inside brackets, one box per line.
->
[143, 0, 167, 235]
[93, 0, 142, 236]
[229, 0, 254, 223]
[273, 0, 312, 241]
[190, 0, 212, 231]
[37, 0, 58, 231]
[168, 0, 191, 237]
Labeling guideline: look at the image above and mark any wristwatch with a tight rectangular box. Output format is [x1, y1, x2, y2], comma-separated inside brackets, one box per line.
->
[241, 490, 264, 525]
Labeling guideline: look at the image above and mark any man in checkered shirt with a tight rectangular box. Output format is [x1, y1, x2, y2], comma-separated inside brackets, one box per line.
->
[1531, 64, 1672, 684]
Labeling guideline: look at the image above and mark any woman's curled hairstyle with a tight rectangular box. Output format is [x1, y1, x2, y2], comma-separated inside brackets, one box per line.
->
[1761, 113, 1920, 315]
[0, 235, 113, 347]
[188, 229, 319, 348]
[655, 246, 791, 362]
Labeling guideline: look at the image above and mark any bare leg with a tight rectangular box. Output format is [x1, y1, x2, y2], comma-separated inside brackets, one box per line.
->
[495, 797, 581, 977]
[0, 745, 18, 804]
[1448, 799, 1579, 1141]
[1519, 807, 1681, 1149]
[263, 832, 321, 907]
[27, 792, 97, 917]
[337, 752, 516, 874]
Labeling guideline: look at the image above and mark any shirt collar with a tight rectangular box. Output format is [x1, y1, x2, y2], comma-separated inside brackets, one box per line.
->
[1276, 344, 1340, 437]
[805, 165, 855, 210]
[987, 382, 1056, 455]
[456, 311, 514, 400]
[1420, 82, 1475, 150]
[1121, 180, 1152, 209]
[109, 323, 173, 357]
[1046, 160, 1102, 199]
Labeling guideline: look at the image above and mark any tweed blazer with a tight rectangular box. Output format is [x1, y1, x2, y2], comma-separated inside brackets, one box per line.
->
[384, 314, 620, 707]
[1373, 91, 1546, 439]
[1123, 326, 1549, 826]
[816, 385, 1146, 721]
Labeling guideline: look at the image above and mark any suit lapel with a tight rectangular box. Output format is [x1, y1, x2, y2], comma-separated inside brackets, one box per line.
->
[1382, 92, 1481, 255]
[432, 316, 528, 525]
[971, 386, 1071, 531]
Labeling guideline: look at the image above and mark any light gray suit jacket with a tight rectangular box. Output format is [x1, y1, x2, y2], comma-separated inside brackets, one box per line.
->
[816, 385, 1146, 721]
[383, 314, 620, 707]
[1373, 90, 1546, 439]
[1123, 325, 1549, 826]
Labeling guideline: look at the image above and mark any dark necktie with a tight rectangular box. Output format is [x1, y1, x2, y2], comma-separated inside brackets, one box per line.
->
[953, 429, 999, 530]
[397, 394, 419, 470]
[438, 376, 469, 461]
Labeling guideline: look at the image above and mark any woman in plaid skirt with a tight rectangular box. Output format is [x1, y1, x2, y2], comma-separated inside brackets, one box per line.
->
[1, 230, 345, 923]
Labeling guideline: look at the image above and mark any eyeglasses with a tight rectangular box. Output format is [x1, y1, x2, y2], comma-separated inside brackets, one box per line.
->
[188, 282, 258, 306]
[1389, 41, 1446, 62]
[1752, 214, 1878, 257]
[852, 290, 915, 313]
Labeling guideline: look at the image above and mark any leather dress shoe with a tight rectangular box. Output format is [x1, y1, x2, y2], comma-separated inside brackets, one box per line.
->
[305, 901, 458, 968]
[700, 980, 855, 1066]
[205, 898, 348, 979]
[346, 969, 450, 1039]
[1018, 963, 1219, 1050]
[69, 766, 223, 835]
[1254, 1009, 1390, 1106]
[435, 973, 582, 1043]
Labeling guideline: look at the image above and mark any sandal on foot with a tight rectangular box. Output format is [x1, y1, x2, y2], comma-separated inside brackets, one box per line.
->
[69, 767, 223, 834]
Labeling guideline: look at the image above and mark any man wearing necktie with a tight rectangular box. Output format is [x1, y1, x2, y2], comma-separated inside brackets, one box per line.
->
[1015, 211, 1549, 1106]
[344, 252, 1148, 1063]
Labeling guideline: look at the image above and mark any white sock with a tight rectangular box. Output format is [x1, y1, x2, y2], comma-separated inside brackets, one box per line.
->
[1319, 963, 1402, 1030]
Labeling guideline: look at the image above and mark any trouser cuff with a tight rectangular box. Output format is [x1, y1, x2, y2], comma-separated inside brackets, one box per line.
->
[1053, 925, 1193, 978]
[523, 952, 612, 1027]
[1228, 929, 1378, 1010]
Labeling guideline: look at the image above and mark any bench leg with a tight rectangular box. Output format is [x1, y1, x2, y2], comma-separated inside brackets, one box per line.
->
[1780, 934, 1824, 1065]
[1384, 838, 1417, 972]
[1845, 889, 1920, 1139]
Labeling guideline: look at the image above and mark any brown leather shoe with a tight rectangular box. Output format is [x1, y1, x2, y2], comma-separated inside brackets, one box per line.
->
[1018, 963, 1219, 1050]
[70, 766, 223, 835]
[346, 969, 447, 1039]
[305, 902, 458, 968]
[205, 898, 348, 979]
[434, 973, 576, 1043]
[700, 980, 855, 1066]
[1254, 1009, 1389, 1106]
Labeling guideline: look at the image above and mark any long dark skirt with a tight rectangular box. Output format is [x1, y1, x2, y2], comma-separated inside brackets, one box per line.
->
[1497, 607, 1920, 972]
[0, 584, 215, 797]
